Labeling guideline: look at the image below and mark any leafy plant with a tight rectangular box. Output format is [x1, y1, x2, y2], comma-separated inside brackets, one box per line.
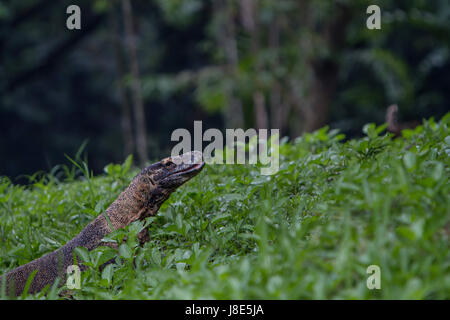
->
[0, 114, 449, 299]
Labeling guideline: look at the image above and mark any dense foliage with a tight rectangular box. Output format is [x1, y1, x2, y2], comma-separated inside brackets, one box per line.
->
[1, 114, 449, 299]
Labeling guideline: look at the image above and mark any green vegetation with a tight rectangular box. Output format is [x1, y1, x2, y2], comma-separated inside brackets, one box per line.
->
[1, 114, 449, 300]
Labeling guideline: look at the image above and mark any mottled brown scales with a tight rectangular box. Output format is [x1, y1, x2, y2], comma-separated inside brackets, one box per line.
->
[0, 151, 204, 297]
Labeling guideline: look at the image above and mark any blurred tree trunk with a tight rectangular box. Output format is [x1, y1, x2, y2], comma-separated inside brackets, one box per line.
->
[122, 0, 148, 166]
[214, 0, 244, 129]
[305, 60, 337, 132]
[110, 8, 134, 158]
[268, 14, 290, 134]
[240, 0, 268, 130]
[292, 1, 350, 134]
[288, 77, 305, 138]
[253, 92, 268, 129]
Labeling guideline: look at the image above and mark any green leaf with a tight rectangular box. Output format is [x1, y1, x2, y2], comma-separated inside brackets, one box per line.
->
[363, 123, 377, 138]
[396, 226, 416, 241]
[118, 243, 133, 260]
[101, 264, 114, 286]
[122, 155, 133, 175]
[75, 247, 91, 265]
[431, 162, 444, 182]
[444, 136, 450, 146]
[91, 246, 117, 268]
[403, 152, 416, 170]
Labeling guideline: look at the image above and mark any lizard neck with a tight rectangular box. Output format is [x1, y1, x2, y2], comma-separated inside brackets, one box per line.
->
[0, 175, 158, 296]
[104, 174, 161, 230]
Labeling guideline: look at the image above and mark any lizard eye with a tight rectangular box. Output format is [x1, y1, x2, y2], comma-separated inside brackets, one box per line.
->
[164, 160, 175, 168]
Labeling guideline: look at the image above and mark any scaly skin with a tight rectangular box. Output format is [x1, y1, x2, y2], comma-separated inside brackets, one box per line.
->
[0, 151, 204, 296]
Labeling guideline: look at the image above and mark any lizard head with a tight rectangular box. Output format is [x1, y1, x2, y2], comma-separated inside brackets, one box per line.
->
[127, 151, 205, 219]
[144, 150, 205, 190]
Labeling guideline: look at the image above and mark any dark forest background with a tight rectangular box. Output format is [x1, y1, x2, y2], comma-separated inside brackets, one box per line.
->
[0, 0, 449, 182]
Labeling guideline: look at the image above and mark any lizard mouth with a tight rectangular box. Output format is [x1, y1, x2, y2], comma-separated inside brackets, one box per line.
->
[170, 162, 205, 177]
